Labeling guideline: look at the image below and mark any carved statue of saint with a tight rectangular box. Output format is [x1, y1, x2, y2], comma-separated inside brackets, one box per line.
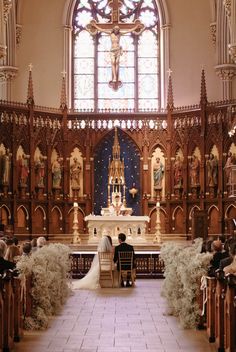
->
[35, 156, 46, 187]
[18, 154, 30, 186]
[173, 156, 183, 188]
[2, 149, 12, 185]
[70, 157, 81, 189]
[52, 158, 62, 188]
[206, 153, 218, 187]
[153, 157, 164, 188]
[224, 152, 235, 184]
[189, 155, 200, 186]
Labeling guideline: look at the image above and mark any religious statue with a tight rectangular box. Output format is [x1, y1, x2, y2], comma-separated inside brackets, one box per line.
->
[70, 157, 81, 189]
[2, 148, 12, 185]
[173, 156, 183, 188]
[18, 154, 30, 186]
[35, 156, 46, 187]
[224, 151, 235, 184]
[189, 155, 200, 186]
[206, 153, 218, 187]
[153, 157, 164, 188]
[52, 157, 62, 188]
[86, 17, 144, 88]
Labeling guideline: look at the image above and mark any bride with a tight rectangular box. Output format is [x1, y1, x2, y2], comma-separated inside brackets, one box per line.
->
[73, 236, 113, 290]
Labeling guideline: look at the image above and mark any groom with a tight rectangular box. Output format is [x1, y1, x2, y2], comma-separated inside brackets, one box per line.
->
[114, 233, 135, 287]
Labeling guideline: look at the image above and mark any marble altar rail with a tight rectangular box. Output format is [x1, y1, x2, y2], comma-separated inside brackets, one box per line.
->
[70, 250, 164, 279]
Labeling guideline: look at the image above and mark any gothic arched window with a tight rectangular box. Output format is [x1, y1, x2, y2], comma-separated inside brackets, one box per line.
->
[72, 0, 160, 112]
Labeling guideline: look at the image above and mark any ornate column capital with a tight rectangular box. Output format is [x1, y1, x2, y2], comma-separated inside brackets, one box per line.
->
[210, 22, 216, 47]
[0, 65, 18, 82]
[215, 64, 236, 80]
[228, 43, 236, 63]
[16, 24, 22, 46]
[3, 0, 12, 23]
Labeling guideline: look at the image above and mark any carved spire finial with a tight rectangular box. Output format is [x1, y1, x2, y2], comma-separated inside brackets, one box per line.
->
[27, 63, 34, 106]
[112, 127, 120, 160]
[200, 68, 208, 105]
[60, 71, 67, 111]
[167, 69, 174, 110]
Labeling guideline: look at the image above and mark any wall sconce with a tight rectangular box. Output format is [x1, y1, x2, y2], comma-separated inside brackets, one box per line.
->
[129, 184, 138, 198]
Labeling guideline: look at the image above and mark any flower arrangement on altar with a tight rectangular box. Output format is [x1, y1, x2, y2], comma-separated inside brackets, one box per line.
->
[160, 238, 212, 328]
[16, 243, 72, 330]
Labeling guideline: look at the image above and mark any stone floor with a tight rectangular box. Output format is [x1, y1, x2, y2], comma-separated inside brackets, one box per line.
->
[15, 279, 217, 352]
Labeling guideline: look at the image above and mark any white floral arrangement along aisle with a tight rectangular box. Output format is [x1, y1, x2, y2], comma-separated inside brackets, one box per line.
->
[160, 238, 212, 328]
[17, 243, 72, 330]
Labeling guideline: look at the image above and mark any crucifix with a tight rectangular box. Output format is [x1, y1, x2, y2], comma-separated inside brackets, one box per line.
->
[86, 0, 145, 91]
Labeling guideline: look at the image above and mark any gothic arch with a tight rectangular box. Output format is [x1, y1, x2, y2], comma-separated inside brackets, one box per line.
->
[208, 204, 219, 234]
[0, 205, 11, 224]
[189, 205, 201, 220]
[225, 204, 236, 219]
[62, 0, 170, 109]
[149, 205, 166, 234]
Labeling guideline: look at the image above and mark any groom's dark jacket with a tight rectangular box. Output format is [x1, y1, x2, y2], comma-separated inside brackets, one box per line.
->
[114, 242, 136, 270]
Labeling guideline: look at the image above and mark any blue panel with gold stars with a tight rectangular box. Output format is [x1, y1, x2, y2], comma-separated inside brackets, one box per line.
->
[94, 129, 140, 215]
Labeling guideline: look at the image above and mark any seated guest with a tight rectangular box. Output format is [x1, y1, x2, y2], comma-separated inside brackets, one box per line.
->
[219, 241, 236, 270]
[208, 240, 229, 276]
[31, 238, 38, 252]
[113, 233, 135, 287]
[22, 242, 32, 256]
[223, 243, 236, 275]
[37, 236, 46, 248]
[0, 240, 15, 274]
[4, 237, 21, 262]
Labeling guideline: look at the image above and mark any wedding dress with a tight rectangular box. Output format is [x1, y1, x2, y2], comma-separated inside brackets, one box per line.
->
[72, 236, 113, 290]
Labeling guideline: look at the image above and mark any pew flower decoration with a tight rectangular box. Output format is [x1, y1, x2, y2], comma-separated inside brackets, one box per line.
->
[160, 238, 212, 328]
[17, 243, 72, 330]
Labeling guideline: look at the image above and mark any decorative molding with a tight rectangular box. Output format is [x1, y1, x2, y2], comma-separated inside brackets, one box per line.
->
[0, 45, 7, 59]
[223, 0, 231, 18]
[228, 43, 236, 63]
[0, 65, 18, 82]
[215, 64, 236, 80]
[16, 24, 22, 46]
[210, 22, 216, 47]
[3, 0, 12, 23]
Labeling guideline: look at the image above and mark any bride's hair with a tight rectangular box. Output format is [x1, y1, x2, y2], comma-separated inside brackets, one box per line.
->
[97, 236, 112, 252]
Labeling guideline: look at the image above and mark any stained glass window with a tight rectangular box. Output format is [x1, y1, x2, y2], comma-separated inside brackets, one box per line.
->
[73, 0, 159, 112]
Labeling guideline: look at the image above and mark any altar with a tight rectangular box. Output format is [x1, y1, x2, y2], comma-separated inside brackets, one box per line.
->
[85, 214, 149, 244]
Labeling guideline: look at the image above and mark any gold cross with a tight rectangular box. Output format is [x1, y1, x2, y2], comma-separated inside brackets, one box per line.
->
[86, 0, 145, 90]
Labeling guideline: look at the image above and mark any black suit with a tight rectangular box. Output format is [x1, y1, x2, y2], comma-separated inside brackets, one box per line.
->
[0, 257, 15, 274]
[114, 242, 135, 271]
[219, 256, 233, 270]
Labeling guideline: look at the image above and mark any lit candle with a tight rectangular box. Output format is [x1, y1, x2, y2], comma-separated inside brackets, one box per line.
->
[73, 202, 78, 208]
[156, 202, 160, 207]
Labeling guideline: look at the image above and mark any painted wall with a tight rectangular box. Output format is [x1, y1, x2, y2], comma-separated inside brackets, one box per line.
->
[11, 0, 234, 108]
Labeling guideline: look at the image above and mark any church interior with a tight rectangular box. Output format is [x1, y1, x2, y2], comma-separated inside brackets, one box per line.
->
[0, 0, 236, 351]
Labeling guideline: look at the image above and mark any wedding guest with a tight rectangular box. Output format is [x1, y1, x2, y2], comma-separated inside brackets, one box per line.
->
[208, 240, 228, 275]
[37, 236, 46, 248]
[21, 242, 32, 256]
[0, 240, 15, 274]
[221, 242, 236, 271]
[31, 238, 38, 252]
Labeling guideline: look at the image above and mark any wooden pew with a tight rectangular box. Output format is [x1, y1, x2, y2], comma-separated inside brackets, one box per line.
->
[215, 276, 226, 352]
[12, 276, 24, 342]
[0, 277, 4, 351]
[206, 276, 217, 342]
[2, 271, 15, 351]
[224, 274, 236, 352]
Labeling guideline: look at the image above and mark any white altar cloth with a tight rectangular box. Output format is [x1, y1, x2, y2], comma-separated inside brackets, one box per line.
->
[85, 214, 150, 243]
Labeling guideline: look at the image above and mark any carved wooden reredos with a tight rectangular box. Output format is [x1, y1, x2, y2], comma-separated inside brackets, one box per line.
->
[0, 71, 236, 237]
